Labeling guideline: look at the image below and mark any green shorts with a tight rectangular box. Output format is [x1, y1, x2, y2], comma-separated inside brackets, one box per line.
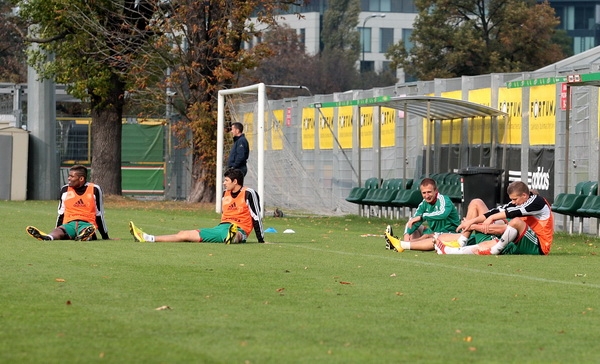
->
[60, 221, 94, 240]
[199, 223, 248, 243]
[467, 232, 497, 246]
[500, 226, 543, 255]
[407, 225, 456, 236]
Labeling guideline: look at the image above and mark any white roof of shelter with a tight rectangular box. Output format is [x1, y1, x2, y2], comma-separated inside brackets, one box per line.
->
[359, 95, 507, 120]
[535, 45, 600, 74]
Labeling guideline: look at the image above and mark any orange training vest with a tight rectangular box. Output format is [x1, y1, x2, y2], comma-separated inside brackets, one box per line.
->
[63, 183, 98, 228]
[221, 187, 254, 234]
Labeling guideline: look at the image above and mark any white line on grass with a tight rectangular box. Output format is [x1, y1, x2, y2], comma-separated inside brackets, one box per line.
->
[287, 244, 600, 289]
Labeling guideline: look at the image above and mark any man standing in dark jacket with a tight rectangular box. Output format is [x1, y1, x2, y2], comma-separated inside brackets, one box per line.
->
[227, 122, 250, 176]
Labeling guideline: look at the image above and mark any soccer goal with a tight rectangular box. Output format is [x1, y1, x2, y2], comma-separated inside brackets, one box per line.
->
[216, 83, 355, 216]
[216, 83, 266, 214]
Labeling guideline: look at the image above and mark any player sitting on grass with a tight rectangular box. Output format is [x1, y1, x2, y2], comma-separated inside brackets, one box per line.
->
[26, 165, 110, 241]
[435, 181, 554, 255]
[129, 168, 265, 244]
[429, 197, 507, 248]
[384, 178, 460, 252]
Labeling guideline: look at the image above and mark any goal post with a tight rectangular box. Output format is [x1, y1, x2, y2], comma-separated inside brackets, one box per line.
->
[216, 83, 266, 215]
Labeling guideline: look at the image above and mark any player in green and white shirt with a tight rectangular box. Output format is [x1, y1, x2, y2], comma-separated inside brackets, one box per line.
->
[385, 178, 460, 252]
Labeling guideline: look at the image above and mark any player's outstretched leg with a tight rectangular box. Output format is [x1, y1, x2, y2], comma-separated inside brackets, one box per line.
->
[26, 226, 52, 241]
[129, 221, 147, 242]
[75, 225, 96, 241]
[384, 225, 404, 252]
[224, 223, 239, 244]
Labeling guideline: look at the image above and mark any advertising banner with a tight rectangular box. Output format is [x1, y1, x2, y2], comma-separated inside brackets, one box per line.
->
[337, 106, 353, 149]
[360, 107, 374, 148]
[270, 109, 284, 151]
[467, 88, 493, 144]
[380, 107, 396, 147]
[318, 107, 334, 150]
[498, 88, 523, 145]
[529, 85, 556, 145]
[244, 112, 254, 151]
[301, 108, 316, 150]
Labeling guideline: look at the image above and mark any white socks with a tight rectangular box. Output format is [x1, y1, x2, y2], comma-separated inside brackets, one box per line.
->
[458, 235, 468, 247]
[438, 245, 475, 254]
[490, 226, 517, 255]
[144, 233, 156, 242]
[400, 241, 411, 250]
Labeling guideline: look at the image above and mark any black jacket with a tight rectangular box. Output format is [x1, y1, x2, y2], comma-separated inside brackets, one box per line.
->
[227, 133, 249, 174]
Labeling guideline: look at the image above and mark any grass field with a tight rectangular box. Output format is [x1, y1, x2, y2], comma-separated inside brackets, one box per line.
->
[1, 198, 599, 363]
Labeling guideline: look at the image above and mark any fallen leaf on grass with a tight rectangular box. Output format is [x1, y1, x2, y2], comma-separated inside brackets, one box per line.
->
[55, 278, 65, 282]
[468, 347, 477, 351]
[395, 292, 403, 296]
[390, 273, 397, 277]
[276, 288, 285, 292]
[339, 281, 352, 285]
[464, 336, 473, 342]
[155, 305, 171, 311]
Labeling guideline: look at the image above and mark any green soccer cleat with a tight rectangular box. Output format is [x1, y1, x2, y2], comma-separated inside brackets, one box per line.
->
[75, 225, 96, 241]
[129, 221, 146, 242]
[26, 226, 52, 241]
[224, 223, 238, 244]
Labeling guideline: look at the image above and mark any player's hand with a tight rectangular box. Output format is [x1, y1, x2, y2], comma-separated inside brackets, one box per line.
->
[407, 217, 418, 228]
[481, 217, 494, 234]
[457, 219, 472, 232]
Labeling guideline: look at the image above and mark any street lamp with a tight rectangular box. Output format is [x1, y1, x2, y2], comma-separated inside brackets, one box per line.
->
[361, 13, 386, 72]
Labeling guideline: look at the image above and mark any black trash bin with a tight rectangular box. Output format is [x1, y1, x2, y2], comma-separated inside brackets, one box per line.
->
[459, 167, 503, 213]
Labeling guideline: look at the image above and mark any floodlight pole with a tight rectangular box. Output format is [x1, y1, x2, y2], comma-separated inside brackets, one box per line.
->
[361, 14, 385, 73]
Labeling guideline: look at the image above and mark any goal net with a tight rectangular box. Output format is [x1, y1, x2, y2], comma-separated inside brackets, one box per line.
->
[216, 83, 354, 216]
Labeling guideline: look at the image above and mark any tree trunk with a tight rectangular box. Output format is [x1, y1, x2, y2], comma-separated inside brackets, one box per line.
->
[187, 159, 215, 203]
[90, 75, 124, 195]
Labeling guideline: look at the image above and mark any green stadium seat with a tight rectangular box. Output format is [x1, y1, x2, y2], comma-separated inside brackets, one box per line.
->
[346, 177, 381, 216]
[552, 181, 599, 234]
[362, 178, 405, 217]
[346, 177, 380, 204]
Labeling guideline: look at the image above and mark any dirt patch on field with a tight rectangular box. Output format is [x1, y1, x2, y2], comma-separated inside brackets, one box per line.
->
[104, 195, 214, 212]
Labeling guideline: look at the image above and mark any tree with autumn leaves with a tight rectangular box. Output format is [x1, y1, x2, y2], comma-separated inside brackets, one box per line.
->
[386, 0, 569, 80]
[15, 0, 297, 201]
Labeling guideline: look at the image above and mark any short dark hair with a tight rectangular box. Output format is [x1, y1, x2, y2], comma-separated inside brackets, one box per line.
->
[225, 168, 244, 186]
[231, 122, 244, 133]
[420, 177, 437, 189]
[70, 165, 88, 180]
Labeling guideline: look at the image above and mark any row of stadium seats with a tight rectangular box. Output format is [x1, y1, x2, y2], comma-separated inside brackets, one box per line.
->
[551, 181, 600, 234]
[345, 173, 463, 218]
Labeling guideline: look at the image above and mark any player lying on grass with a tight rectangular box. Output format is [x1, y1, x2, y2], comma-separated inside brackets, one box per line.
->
[26, 165, 110, 241]
[129, 168, 265, 244]
[384, 178, 460, 252]
[435, 181, 554, 255]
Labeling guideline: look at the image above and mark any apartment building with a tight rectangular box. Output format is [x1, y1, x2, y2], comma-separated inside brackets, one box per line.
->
[248, 0, 418, 80]
[549, 0, 600, 54]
